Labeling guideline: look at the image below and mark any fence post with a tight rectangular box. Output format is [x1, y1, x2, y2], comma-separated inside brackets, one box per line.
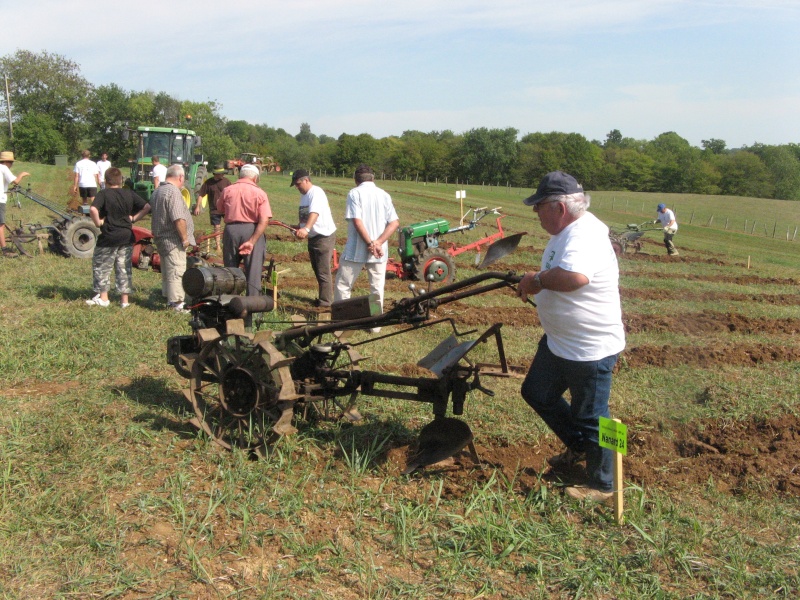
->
[706, 215, 714, 227]
[690, 211, 695, 224]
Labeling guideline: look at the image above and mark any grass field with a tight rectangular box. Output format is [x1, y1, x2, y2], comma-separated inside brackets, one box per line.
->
[1, 163, 799, 598]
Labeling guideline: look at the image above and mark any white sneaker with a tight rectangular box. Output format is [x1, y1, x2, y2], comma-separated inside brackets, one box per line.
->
[169, 301, 190, 314]
[121, 302, 130, 309]
[369, 327, 381, 333]
[86, 294, 110, 307]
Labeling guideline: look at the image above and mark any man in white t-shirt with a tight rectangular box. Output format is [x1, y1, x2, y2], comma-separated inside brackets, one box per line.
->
[96, 152, 112, 189]
[655, 203, 679, 256]
[334, 164, 399, 330]
[72, 150, 100, 206]
[517, 171, 625, 503]
[151, 155, 167, 189]
[291, 169, 337, 307]
[0, 151, 30, 255]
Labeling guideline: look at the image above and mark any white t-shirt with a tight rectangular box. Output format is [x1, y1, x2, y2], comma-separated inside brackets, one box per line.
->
[96, 159, 112, 182]
[152, 163, 167, 185]
[342, 181, 398, 264]
[1, 164, 15, 203]
[535, 211, 625, 361]
[657, 208, 678, 231]
[299, 184, 336, 237]
[74, 158, 100, 188]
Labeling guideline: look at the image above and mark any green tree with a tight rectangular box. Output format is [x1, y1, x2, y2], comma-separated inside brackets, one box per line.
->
[295, 122, 318, 145]
[0, 49, 93, 154]
[748, 144, 800, 200]
[455, 127, 518, 183]
[85, 84, 134, 161]
[13, 112, 67, 162]
[604, 129, 623, 148]
[333, 133, 378, 173]
[717, 151, 773, 197]
[701, 138, 727, 154]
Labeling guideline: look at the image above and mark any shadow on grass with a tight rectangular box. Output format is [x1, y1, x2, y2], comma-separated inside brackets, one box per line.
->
[113, 375, 196, 440]
[35, 283, 169, 311]
[299, 413, 419, 471]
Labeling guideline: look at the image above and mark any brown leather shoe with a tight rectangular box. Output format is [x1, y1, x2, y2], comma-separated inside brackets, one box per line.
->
[547, 448, 586, 469]
[565, 486, 613, 503]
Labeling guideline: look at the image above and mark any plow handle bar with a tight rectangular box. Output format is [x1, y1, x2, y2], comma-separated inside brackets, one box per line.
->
[10, 184, 73, 220]
[278, 271, 524, 345]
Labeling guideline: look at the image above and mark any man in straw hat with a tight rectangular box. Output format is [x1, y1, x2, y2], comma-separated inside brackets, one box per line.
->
[0, 151, 30, 256]
[196, 164, 231, 252]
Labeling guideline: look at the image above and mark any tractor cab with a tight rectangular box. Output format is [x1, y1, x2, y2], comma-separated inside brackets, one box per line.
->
[126, 126, 205, 202]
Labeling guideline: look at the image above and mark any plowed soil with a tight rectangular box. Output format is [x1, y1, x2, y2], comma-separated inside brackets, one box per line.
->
[268, 245, 800, 500]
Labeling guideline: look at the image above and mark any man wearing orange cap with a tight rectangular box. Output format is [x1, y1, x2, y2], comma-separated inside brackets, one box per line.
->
[0, 151, 30, 256]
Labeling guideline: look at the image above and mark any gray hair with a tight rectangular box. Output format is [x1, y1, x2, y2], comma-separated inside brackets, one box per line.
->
[166, 164, 185, 178]
[240, 164, 260, 180]
[544, 192, 590, 216]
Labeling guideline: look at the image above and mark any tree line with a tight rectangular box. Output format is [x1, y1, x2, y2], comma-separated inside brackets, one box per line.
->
[2, 50, 798, 200]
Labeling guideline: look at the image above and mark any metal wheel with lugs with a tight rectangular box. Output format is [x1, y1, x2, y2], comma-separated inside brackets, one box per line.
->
[412, 248, 457, 284]
[188, 333, 287, 452]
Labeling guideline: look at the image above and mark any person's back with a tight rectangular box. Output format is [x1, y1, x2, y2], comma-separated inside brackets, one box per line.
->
[94, 188, 144, 247]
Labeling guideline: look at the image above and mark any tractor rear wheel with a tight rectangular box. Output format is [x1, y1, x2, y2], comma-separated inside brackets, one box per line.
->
[413, 248, 456, 284]
[193, 165, 207, 200]
[60, 218, 100, 259]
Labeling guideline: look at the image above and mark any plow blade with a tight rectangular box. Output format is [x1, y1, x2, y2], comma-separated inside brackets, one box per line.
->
[478, 232, 526, 270]
[403, 417, 474, 474]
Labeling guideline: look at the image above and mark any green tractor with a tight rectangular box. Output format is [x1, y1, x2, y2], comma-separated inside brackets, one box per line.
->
[125, 125, 207, 206]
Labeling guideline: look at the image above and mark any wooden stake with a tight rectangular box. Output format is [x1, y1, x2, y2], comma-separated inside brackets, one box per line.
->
[747, 255, 751, 269]
[613, 418, 624, 525]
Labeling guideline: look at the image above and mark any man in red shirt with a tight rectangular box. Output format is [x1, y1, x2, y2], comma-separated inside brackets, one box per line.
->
[216, 164, 271, 296]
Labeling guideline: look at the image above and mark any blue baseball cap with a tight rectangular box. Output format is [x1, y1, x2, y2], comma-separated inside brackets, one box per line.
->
[657, 203, 666, 211]
[523, 171, 583, 206]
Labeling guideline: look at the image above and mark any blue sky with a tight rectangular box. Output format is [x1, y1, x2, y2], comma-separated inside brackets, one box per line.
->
[6, 0, 799, 148]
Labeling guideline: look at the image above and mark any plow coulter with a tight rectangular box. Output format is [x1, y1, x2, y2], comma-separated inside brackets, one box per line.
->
[168, 234, 528, 470]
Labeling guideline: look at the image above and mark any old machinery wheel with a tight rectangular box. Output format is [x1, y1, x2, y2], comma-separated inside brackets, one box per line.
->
[413, 248, 456, 284]
[188, 333, 282, 452]
[61, 218, 100, 259]
[610, 239, 624, 256]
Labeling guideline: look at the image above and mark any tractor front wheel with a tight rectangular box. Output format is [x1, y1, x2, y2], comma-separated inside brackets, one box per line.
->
[413, 248, 456, 284]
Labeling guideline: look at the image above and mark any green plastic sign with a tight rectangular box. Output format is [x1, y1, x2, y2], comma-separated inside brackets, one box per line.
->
[599, 417, 627, 455]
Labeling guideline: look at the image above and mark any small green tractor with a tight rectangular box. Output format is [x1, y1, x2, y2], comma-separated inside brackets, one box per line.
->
[388, 207, 509, 284]
[124, 125, 207, 205]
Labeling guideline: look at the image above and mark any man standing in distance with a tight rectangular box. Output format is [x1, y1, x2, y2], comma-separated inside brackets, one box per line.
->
[72, 150, 100, 207]
[291, 169, 337, 307]
[197, 164, 231, 252]
[216, 164, 271, 297]
[151, 155, 167, 189]
[150, 164, 195, 312]
[517, 171, 625, 503]
[334, 164, 399, 329]
[655, 203, 679, 256]
[0, 151, 30, 256]
[96, 152, 112, 190]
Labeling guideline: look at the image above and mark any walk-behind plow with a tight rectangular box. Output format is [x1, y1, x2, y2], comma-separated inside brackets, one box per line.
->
[167, 234, 528, 471]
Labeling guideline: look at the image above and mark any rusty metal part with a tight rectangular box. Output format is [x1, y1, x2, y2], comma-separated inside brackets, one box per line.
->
[171, 266, 529, 465]
[403, 417, 476, 474]
[187, 328, 298, 452]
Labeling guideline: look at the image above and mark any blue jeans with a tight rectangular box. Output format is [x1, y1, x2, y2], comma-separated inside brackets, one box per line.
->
[521, 335, 618, 491]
